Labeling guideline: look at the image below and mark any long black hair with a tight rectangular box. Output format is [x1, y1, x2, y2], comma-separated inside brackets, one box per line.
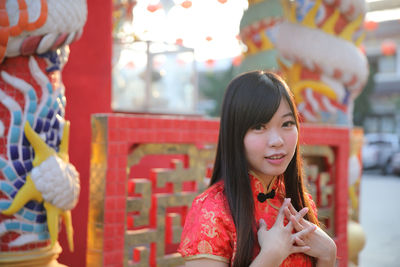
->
[210, 71, 319, 267]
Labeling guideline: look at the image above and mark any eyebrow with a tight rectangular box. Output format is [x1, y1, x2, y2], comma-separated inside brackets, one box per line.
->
[282, 112, 294, 118]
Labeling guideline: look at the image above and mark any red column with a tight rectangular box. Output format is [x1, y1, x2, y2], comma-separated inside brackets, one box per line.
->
[61, 0, 112, 266]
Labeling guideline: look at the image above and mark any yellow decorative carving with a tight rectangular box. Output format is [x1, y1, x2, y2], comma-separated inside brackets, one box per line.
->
[321, 9, 340, 35]
[282, 0, 296, 23]
[245, 41, 257, 55]
[260, 31, 274, 51]
[355, 32, 366, 47]
[1, 122, 75, 251]
[302, 0, 321, 28]
[292, 80, 338, 104]
[339, 14, 363, 42]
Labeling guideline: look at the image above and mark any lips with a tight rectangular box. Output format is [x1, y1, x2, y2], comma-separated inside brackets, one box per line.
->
[265, 154, 286, 165]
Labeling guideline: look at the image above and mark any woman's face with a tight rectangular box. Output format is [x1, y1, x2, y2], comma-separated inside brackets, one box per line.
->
[243, 99, 298, 183]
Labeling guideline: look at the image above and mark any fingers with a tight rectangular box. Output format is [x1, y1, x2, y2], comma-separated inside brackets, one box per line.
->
[289, 224, 316, 253]
[284, 206, 292, 220]
[286, 202, 311, 229]
[298, 207, 309, 218]
[291, 245, 311, 254]
[294, 224, 317, 240]
[284, 220, 293, 232]
[287, 202, 297, 215]
[276, 198, 290, 225]
[287, 203, 308, 220]
[294, 236, 306, 246]
[285, 206, 308, 231]
[290, 214, 303, 232]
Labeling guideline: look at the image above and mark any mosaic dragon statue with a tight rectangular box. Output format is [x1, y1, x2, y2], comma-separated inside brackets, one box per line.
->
[0, 0, 87, 265]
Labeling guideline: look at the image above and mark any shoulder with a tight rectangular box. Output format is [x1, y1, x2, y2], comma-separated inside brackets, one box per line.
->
[178, 181, 235, 262]
[192, 182, 227, 209]
[187, 182, 233, 229]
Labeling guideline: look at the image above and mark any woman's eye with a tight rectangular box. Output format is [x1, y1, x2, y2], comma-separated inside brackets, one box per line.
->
[252, 124, 264, 130]
[283, 121, 295, 127]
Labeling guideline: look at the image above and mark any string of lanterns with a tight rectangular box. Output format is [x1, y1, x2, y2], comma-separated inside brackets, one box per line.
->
[364, 20, 397, 57]
[132, 0, 244, 67]
[116, 1, 398, 68]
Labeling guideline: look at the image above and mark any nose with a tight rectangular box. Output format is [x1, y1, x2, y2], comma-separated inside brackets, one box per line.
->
[267, 129, 284, 147]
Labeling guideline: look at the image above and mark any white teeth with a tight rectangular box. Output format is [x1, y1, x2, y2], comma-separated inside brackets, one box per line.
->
[267, 155, 284, 159]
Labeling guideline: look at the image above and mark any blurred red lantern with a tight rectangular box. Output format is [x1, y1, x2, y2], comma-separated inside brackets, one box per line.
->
[175, 38, 183, 46]
[232, 55, 242, 66]
[206, 36, 213, 42]
[181, 0, 192, 8]
[364, 20, 378, 31]
[125, 61, 135, 69]
[147, 4, 161, 12]
[381, 39, 397, 56]
[218, 0, 228, 3]
[205, 59, 215, 67]
[177, 58, 186, 65]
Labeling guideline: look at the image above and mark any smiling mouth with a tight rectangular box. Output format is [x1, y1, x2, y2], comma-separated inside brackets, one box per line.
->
[265, 155, 285, 160]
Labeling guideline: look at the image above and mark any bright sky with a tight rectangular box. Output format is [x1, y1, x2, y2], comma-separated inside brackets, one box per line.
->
[365, 0, 400, 22]
[130, 0, 248, 61]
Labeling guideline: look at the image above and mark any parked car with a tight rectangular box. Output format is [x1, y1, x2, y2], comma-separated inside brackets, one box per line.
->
[362, 133, 399, 174]
[386, 151, 400, 176]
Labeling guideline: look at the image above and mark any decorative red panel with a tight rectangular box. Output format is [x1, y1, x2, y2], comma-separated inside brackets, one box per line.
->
[87, 115, 349, 267]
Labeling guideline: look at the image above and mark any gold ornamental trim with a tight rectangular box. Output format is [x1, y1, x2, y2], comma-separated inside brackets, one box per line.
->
[0, 242, 65, 267]
[184, 254, 230, 263]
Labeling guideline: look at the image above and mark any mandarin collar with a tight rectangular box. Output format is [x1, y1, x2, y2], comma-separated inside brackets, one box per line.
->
[249, 171, 281, 195]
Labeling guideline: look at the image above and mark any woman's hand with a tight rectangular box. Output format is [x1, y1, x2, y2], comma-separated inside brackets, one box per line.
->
[250, 198, 316, 267]
[284, 203, 337, 266]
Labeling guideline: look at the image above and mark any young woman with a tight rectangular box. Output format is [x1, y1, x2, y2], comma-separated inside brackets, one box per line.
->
[178, 71, 337, 267]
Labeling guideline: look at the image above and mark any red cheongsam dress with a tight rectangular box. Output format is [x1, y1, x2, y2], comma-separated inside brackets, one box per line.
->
[178, 172, 317, 266]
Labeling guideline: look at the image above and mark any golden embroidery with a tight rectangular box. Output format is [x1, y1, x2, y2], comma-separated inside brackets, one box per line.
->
[267, 198, 280, 210]
[196, 193, 208, 204]
[180, 238, 191, 254]
[201, 209, 218, 238]
[201, 223, 218, 238]
[197, 240, 213, 254]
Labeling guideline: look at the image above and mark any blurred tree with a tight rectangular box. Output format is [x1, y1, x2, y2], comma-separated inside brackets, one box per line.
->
[353, 63, 377, 127]
[199, 65, 235, 117]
